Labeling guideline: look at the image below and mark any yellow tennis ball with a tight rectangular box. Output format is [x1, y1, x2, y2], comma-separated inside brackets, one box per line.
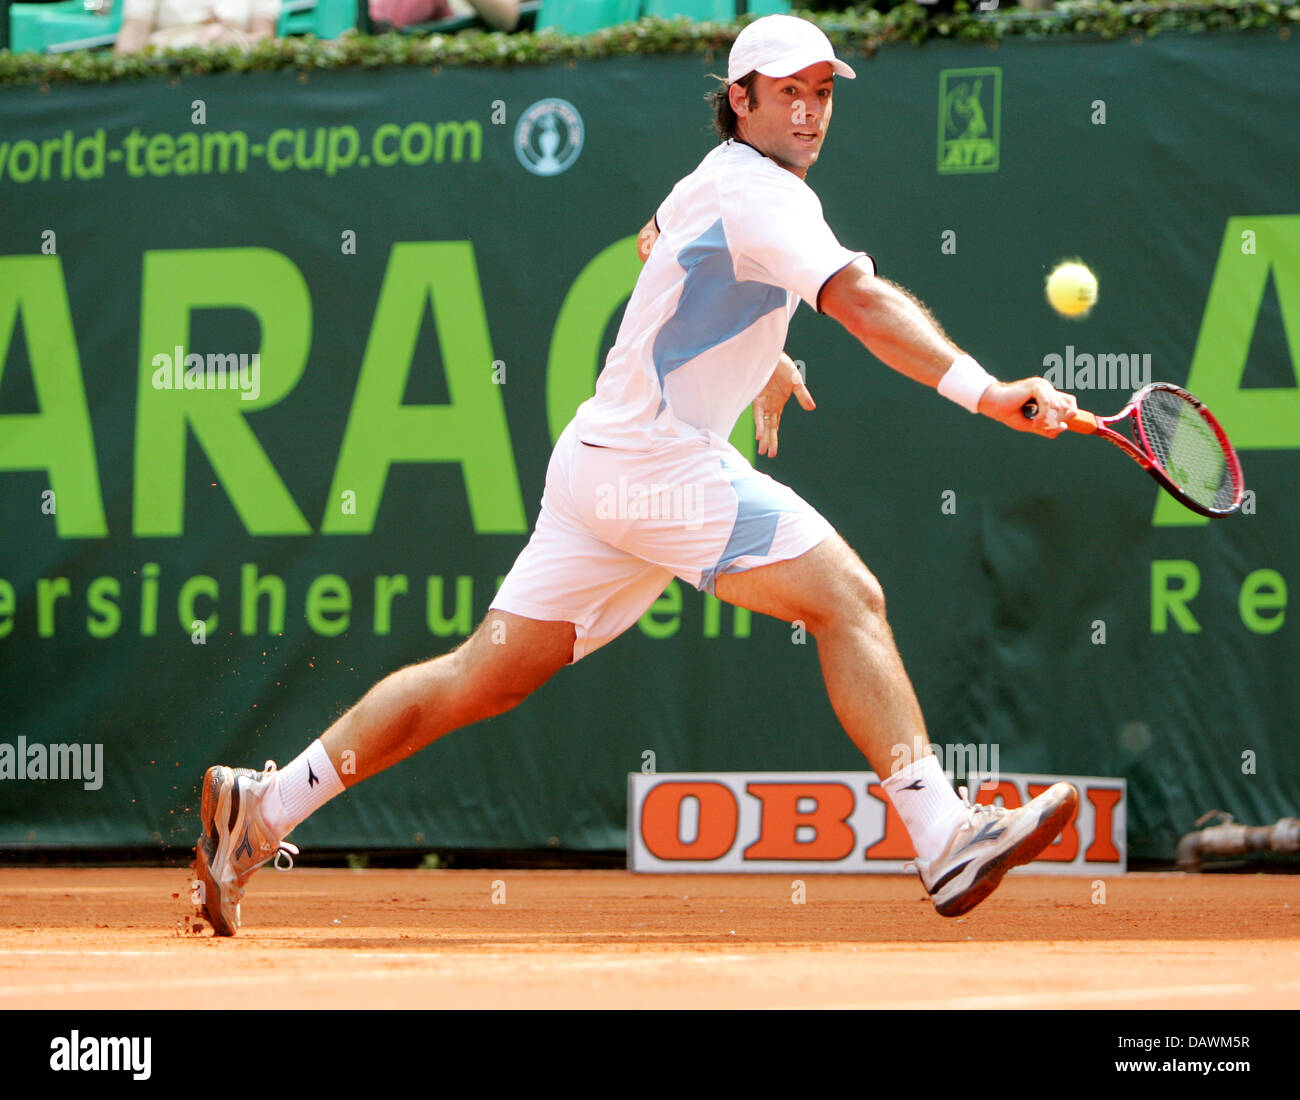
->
[1045, 261, 1098, 318]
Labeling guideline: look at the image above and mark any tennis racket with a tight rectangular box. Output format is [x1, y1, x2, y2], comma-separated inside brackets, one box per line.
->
[1022, 382, 1245, 518]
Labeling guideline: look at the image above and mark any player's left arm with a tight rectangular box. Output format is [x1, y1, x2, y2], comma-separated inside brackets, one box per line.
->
[820, 259, 1076, 436]
[637, 218, 659, 264]
[753, 352, 815, 458]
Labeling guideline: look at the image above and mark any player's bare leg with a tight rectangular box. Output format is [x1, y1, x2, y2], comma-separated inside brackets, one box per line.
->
[714, 533, 1077, 916]
[194, 611, 575, 935]
[714, 533, 926, 775]
[317, 611, 577, 784]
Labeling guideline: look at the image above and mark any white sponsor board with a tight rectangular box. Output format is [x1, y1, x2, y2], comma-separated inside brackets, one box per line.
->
[628, 772, 1125, 875]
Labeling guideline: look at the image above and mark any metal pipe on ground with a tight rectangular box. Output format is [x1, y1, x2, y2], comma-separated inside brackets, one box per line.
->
[1176, 811, 1300, 872]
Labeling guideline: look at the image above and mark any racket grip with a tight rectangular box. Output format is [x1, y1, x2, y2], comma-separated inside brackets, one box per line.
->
[1021, 400, 1098, 434]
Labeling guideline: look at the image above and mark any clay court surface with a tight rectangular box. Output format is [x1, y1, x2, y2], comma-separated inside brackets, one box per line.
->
[0, 868, 1296, 1010]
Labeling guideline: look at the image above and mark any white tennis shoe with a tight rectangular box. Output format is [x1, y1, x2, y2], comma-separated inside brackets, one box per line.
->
[914, 782, 1079, 917]
[193, 762, 298, 937]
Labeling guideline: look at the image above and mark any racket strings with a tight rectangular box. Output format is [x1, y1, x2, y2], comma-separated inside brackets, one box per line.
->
[1137, 390, 1237, 511]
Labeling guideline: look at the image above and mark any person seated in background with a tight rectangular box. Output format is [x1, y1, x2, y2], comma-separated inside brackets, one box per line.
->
[114, 0, 281, 52]
[369, 0, 519, 32]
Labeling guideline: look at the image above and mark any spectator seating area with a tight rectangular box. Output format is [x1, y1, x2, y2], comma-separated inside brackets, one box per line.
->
[4, 0, 791, 52]
[532, 0, 791, 35]
[8, 0, 354, 52]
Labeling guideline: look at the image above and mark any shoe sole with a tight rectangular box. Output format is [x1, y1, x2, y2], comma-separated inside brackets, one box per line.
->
[193, 766, 240, 937]
[934, 783, 1080, 918]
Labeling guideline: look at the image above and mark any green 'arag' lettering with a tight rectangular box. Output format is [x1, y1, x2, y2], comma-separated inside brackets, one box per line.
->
[134, 248, 312, 536]
[0, 256, 107, 536]
[1156, 215, 1300, 526]
[324, 242, 524, 534]
[546, 235, 643, 446]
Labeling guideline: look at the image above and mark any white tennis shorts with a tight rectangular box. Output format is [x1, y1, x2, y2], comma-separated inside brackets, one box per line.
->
[490, 420, 834, 663]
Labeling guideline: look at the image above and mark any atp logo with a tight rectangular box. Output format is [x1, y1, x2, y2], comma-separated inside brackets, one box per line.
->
[515, 98, 584, 177]
[938, 67, 1001, 174]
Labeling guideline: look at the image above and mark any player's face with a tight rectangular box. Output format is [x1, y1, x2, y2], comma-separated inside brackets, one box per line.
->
[734, 62, 836, 179]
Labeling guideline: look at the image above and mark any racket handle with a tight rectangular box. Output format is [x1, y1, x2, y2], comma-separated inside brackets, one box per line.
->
[1021, 400, 1099, 434]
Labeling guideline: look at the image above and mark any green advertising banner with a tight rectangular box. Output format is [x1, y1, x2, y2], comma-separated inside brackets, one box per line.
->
[1, 29, 1296, 860]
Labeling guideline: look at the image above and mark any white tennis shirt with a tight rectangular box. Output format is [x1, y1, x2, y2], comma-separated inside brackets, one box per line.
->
[572, 139, 869, 450]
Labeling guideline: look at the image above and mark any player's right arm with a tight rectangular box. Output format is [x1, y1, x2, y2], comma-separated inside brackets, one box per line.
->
[819, 259, 1075, 436]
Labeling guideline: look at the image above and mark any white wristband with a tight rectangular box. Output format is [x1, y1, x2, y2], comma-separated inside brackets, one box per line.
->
[937, 354, 997, 414]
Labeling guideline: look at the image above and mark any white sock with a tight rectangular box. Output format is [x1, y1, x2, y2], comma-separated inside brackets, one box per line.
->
[881, 752, 967, 861]
[261, 740, 346, 838]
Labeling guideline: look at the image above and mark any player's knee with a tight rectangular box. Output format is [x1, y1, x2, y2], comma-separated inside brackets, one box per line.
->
[478, 683, 531, 719]
[854, 567, 887, 621]
[818, 563, 886, 635]
[480, 668, 556, 719]
[451, 638, 559, 720]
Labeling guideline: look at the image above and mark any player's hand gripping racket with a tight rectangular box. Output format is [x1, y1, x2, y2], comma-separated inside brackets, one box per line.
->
[1022, 383, 1245, 518]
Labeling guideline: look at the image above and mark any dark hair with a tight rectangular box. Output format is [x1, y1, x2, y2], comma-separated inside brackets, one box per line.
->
[707, 72, 760, 141]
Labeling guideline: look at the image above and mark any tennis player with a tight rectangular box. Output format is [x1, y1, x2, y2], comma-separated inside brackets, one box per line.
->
[196, 14, 1081, 933]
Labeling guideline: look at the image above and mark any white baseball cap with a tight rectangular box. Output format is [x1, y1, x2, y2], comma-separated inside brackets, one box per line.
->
[727, 14, 856, 85]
